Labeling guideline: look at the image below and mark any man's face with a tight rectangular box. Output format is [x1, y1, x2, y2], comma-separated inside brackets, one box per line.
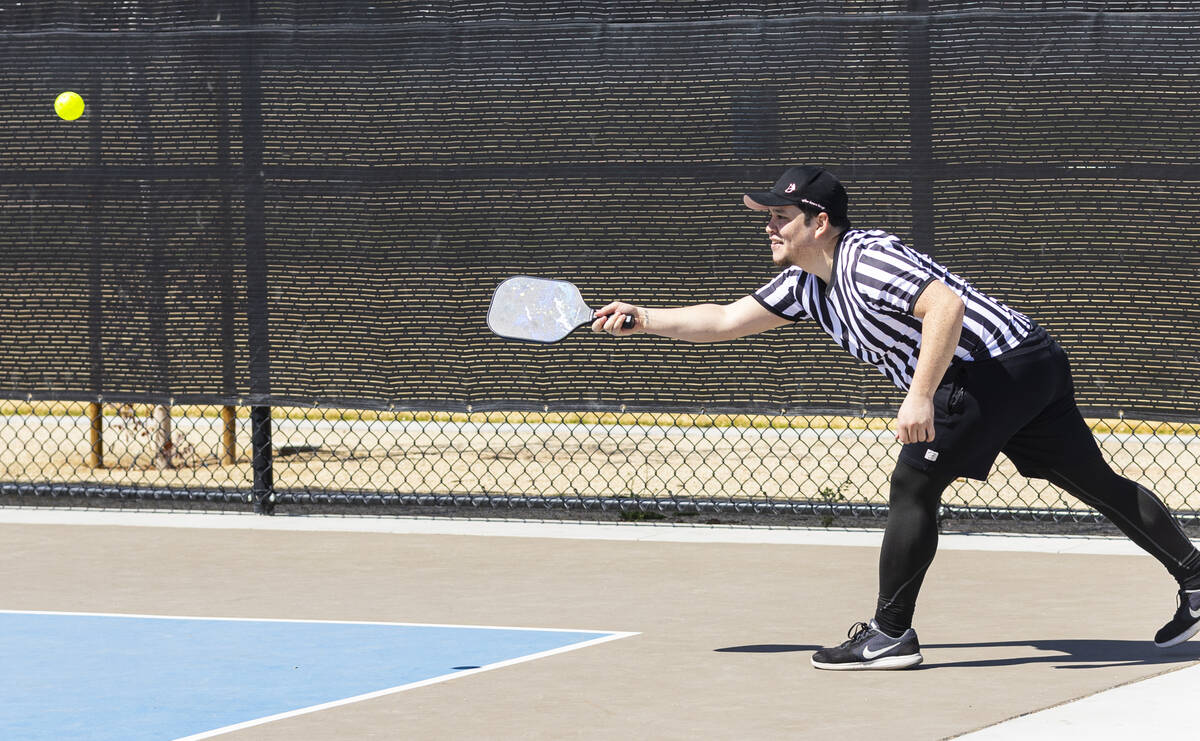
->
[763, 205, 816, 267]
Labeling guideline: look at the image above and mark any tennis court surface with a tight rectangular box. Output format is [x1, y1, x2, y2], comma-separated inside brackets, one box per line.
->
[1, 510, 1197, 740]
[0, 610, 629, 741]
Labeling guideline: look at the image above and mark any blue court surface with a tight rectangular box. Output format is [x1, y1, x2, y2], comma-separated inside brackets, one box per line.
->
[0, 610, 634, 741]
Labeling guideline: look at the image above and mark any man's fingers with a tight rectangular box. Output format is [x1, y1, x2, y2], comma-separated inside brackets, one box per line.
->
[593, 311, 633, 335]
[592, 303, 622, 333]
[897, 422, 935, 444]
[896, 395, 936, 444]
[607, 313, 630, 332]
[593, 303, 641, 336]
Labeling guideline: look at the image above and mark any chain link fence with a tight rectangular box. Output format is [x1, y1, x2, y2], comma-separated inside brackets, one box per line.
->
[3, 402, 1197, 529]
[5, 3, 1200, 531]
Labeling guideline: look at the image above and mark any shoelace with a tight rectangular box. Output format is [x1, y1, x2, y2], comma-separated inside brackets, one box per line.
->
[841, 621, 871, 647]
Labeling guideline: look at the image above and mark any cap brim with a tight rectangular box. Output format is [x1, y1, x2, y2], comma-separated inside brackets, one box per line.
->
[743, 191, 793, 210]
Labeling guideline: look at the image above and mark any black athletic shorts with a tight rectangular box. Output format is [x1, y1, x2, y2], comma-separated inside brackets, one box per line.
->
[898, 326, 1105, 481]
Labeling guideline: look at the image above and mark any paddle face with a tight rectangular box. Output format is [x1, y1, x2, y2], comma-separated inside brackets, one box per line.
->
[487, 276, 597, 343]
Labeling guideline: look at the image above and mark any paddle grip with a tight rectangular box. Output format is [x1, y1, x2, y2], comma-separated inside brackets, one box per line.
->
[591, 311, 637, 330]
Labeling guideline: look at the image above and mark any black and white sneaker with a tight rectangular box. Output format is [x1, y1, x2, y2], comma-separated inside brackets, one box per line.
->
[1154, 589, 1200, 648]
[811, 619, 923, 671]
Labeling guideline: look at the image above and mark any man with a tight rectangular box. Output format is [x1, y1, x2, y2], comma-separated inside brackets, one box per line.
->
[592, 165, 1200, 670]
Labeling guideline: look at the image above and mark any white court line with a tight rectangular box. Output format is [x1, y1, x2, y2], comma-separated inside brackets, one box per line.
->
[956, 662, 1200, 739]
[0, 506, 1193, 555]
[0, 607, 631, 635]
[175, 631, 636, 741]
[0, 609, 636, 741]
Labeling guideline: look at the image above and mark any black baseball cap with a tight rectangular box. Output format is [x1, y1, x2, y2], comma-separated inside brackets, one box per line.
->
[743, 165, 848, 222]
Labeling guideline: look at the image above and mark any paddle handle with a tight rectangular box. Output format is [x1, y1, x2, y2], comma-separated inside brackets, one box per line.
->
[592, 312, 636, 330]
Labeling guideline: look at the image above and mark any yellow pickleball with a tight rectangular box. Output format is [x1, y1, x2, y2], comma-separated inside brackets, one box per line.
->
[55, 91, 85, 121]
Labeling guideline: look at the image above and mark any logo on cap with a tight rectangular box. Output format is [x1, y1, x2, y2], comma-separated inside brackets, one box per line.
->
[784, 183, 797, 193]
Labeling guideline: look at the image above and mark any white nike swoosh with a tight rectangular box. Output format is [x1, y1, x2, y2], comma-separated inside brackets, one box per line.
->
[1190, 606, 1200, 619]
[862, 641, 902, 660]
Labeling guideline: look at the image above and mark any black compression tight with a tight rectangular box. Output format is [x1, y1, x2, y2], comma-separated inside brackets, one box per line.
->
[874, 458, 1200, 638]
[873, 462, 958, 638]
[1041, 462, 1200, 587]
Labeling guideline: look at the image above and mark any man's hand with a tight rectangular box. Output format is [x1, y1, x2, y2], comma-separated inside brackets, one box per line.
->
[592, 301, 643, 336]
[896, 392, 935, 444]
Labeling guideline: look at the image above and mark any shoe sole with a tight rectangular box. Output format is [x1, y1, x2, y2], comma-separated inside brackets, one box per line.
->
[1155, 618, 1200, 648]
[811, 653, 923, 671]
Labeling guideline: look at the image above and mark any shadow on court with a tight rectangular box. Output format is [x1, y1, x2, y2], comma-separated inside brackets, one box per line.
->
[716, 639, 1200, 669]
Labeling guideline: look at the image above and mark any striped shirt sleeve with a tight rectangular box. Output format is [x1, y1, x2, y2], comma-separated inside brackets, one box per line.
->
[753, 268, 810, 321]
[851, 240, 937, 315]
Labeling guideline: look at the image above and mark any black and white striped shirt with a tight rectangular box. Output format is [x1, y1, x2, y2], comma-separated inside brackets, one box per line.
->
[753, 229, 1034, 390]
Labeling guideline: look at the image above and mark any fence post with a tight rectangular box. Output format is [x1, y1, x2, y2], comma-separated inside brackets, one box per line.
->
[153, 404, 173, 470]
[242, 0, 273, 514]
[86, 402, 104, 469]
[221, 405, 237, 464]
[251, 406, 273, 514]
[87, 66, 105, 466]
[907, 0, 934, 255]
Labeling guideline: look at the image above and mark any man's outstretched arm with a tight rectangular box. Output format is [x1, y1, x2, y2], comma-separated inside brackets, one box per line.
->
[592, 295, 790, 343]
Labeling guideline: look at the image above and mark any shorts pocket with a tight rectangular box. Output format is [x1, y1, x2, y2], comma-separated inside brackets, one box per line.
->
[941, 366, 966, 416]
[948, 381, 966, 414]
